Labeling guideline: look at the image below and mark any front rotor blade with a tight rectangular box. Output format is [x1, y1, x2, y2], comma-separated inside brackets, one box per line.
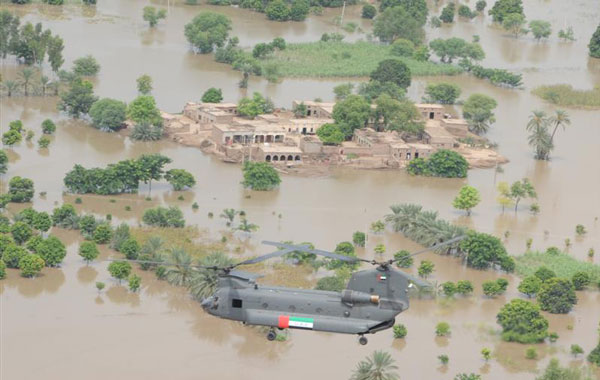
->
[263, 241, 366, 263]
[398, 270, 432, 288]
[405, 235, 466, 258]
[231, 246, 305, 268]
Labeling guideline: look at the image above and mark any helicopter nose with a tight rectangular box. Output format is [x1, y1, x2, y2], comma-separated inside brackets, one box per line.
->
[200, 297, 212, 309]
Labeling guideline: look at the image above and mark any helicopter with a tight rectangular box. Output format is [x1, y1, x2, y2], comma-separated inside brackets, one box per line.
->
[123, 236, 464, 345]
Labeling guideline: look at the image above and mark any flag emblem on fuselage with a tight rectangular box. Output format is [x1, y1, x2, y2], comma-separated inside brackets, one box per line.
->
[377, 274, 387, 281]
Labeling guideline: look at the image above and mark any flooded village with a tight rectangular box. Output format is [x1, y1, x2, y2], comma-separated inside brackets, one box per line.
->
[1, 0, 600, 380]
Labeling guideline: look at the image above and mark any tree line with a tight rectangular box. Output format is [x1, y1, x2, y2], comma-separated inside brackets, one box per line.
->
[63, 154, 195, 195]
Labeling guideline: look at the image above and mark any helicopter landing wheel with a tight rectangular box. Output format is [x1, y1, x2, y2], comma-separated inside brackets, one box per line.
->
[358, 335, 368, 345]
[267, 329, 277, 341]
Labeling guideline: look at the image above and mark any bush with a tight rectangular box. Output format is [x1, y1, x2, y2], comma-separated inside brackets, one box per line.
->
[393, 324, 407, 338]
[129, 274, 142, 292]
[534, 266, 557, 281]
[8, 176, 35, 203]
[3, 244, 27, 268]
[460, 231, 513, 271]
[482, 279, 506, 297]
[93, 224, 113, 244]
[72, 55, 100, 76]
[352, 231, 365, 247]
[89, 98, 127, 131]
[423, 82, 461, 104]
[497, 299, 548, 343]
[142, 206, 185, 228]
[315, 275, 346, 291]
[266, 0, 291, 21]
[19, 254, 45, 277]
[393, 250, 413, 268]
[525, 347, 537, 360]
[435, 322, 450, 336]
[41, 119, 56, 134]
[79, 241, 99, 263]
[407, 150, 468, 178]
[390, 39, 415, 57]
[456, 280, 474, 295]
[241, 161, 281, 191]
[537, 277, 577, 314]
[590, 24, 600, 58]
[202, 88, 223, 103]
[0, 259, 6, 279]
[361, 4, 376, 19]
[571, 271, 591, 290]
[107, 261, 132, 283]
[441, 281, 457, 297]
[518, 275, 542, 297]
[11, 222, 33, 245]
[121, 238, 140, 260]
[37, 236, 67, 267]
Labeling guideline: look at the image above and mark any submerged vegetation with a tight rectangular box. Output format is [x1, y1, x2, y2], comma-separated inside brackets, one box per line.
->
[532, 84, 600, 108]
[515, 250, 600, 284]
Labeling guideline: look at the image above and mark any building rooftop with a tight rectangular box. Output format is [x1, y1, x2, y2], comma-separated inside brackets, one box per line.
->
[415, 103, 445, 109]
[441, 118, 468, 125]
[295, 100, 336, 107]
[213, 123, 254, 133]
[289, 118, 334, 125]
[424, 124, 455, 139]
[355, 128, 405, 144]
[198, 102, 237, 109]
[259, 145, 303, 153]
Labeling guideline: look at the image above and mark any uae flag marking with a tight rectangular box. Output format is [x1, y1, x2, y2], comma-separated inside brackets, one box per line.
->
[377, 274, 387, 281]
[278, 315, 314, 329]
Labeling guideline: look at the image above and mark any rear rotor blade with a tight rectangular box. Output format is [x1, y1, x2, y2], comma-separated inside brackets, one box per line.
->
[397, 270, 432, 288]
[262, 241, 369, 263]
[230, 246, 304, 268]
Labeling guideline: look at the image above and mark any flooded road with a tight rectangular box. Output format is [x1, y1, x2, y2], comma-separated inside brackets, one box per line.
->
[1, 0, 600, 379]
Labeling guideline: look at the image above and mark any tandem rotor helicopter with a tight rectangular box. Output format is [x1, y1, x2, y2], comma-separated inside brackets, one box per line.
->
[125, 236, 464, 345]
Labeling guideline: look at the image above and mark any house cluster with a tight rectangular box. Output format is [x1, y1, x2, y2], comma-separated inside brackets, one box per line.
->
[173, 99, 471, 167]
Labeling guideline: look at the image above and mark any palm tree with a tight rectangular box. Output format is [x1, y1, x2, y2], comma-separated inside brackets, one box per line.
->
[236, 218, 259, 233]
[18, 67, 36, 96]
[188, 252, 234, 301]
[467, 110, 495, 135]
[220, 208, 237, 227]
[40, 75, 50, 96]
[164, 247, 194, 286]
[2, 80, 18, 97]
[350, 351, 399, 380]
[548, 109, 570, 144]
[526, 111, 553, 160]
[238, 62, 254, 89]
[141, 236, 165, 258]
[384, 204, 423, 232]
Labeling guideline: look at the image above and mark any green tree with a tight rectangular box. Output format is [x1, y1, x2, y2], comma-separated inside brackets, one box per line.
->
[51, 204, 79, 228]
[316, 123, 344, 145]
[165, 169, 196, 191]
[379, 0, 428, 23]
[72, 55, 100, 76]
[290, 0, 309, 21]
[110, 223, 131, 251]
[137, 153, 172, 194]
[0, 259, 5, 279]
[37, 236, 66, 266]
[390, 39, 415, 57]
[18, 67, 35, 96]
[571, 271, 590, 290]
[537, 277, 577, 314]
[32, 212, 51, 234]
[476, 1, 487, 12]
[370, 59, 411, 90]
[333, 83, 354, 101]
[130, 124, 163, 141]
[418, 260, 434, 278]
[19, 254, 45, 277]
[142, 206, 185, 228]
[11, 222, 32, 245]
[529, 20, 551, 41]
[460, 231, 513, 271]
[456, 280, 474, 295]
[93, 224, 113, 244]
[121, 238, 140, 260]
[393, 250, 413, 268]
[352, 231, 366, 247]
[462, 93, 497, 135]
[0, 150, 8, 174]
[589, 23, 600, 58]
[442, 281, 457, 297]
[8, 176, 34, 203]
[488, 0, 523, 23]
[350, 351, 399, 380]
[537, 358, 590, 380]
[373, 6, 425, 45]
[518, 275, 542, 297]
[509, 178, 537, 212]
[407, 150, 469, 178]
[184, 12, 232, 53]
[497, 299, 548, 343]
[127, 95, 163, 127]
[107, 261, 132, 283]
[458, 5, 475, 19]
[332, 95, 371, 139]
[435, 322, 450, 336]
[534, 266, 556, 282]
[188, 251, 233, 299]
[47, 35, 65, 72]
[423, 83, 461, 104]
[241, 161, 281, 191]
[38, 136, 50, 149]
[143, 6, 167, 27]
[237, 92, 270, 118]
[357, 80, 405, 102]
[41, 119, 56, 134]
[266, 0, 291, 21]
[128, 273, 142, 292]
[362, 4, 376, 19]
[440, 2, 455, 23]
[136, 74, 153, 95]
[452, 185, 481, 216]
[89, 98, 127, 131]
[3, 130, 23, 146]
[503, 13, 528, 38]
[58, 78, 98, 118]
[3, 244, 27, 268]
[548, 109, 570, 146]
[202, 87, 223, 103]
[558, 27, 575, 42]
[79, 241, 99, 263]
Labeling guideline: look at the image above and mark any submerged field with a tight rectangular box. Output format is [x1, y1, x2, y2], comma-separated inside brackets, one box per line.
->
[515, 250, 600, 283]
[532, 84, 600, 108]
[261, 41, 463, 78]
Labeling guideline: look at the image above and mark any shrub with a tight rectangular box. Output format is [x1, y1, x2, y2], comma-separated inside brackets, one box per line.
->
[361, 4, 376, 19]
[120, 238, 140, 260]
[496, 299, 548, 343]
[93, 224, 113, 244]
[407, 150, 468, 178]
[352, 231, 365, 247]
[435, 322, 450, 336]
[128, 274, 142, 292]
[142, 206, 185, 228]
[571, 271, 591, 290]
[41, 119, 56, 134]
[72, 55, 100, 76]
[525, 347, 537, 359]
[0, 259, 6, 279]
[107, 261, 132, 283]
[37, 236, 66, 267]
[241, 161, 281, 191]
[3, 244, 27, 268]
[393, 324, 407, 338]
[441, 281, 457, 297]
[19, 254, 45, 277]
[537, 277, 577, 314]
[79, 241, 99, 263]
[393, 250, 413, 268]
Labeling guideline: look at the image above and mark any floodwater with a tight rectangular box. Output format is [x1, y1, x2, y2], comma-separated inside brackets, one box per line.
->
[1, 0, 600, 379]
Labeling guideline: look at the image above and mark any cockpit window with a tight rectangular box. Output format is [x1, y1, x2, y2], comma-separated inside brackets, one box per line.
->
[232, 299, 243, 308]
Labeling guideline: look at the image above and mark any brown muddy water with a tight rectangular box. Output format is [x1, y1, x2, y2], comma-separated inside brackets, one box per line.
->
[1, 0, 600, 379]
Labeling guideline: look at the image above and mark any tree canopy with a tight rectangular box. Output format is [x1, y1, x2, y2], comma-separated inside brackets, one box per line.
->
[202, 87, 223, 103]
[537, 277, 577, 314]
[452, 185, 481, 216]
[370, 59, 411, 90]
[488, 0, 524, 23]
[142, 206, 185, 227]
[184, 12, 232, 53]
[589, 23, 600, 58]
[373, 6, 425, 45]
[241, 161, 281, 191]
[460, 231, 514, 271]
[58, 79, 98, 118]
[316, 123, 344, 145]
[127, 95, 163, 127]
[407, 150, 469, 178]
[89, 98, 127, 131]
[164, 169, 196, 191]
[8, 176, 35, 203]
[332, 95, 371, 139]
[496, 299, 548, 343]
[423, 83, 461, 104]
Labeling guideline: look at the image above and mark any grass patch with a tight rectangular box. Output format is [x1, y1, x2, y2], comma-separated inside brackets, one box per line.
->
[532, 84, 600, 109]
[260, 41, 463, 78]
[514, 251, 600, 283]
[130, 226, 224, 260]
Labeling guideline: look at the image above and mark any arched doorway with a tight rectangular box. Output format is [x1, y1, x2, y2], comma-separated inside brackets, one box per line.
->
[287, 155, 293, 161]
[273, 156, 279, 161]
[280, 155, 286, 161]
[265, 155, 271, 162]
[295, 155, 301, 161]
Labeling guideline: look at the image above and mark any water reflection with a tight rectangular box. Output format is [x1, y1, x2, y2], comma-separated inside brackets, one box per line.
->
[77, 265, 98, 284]
[106, 285, 141, 307]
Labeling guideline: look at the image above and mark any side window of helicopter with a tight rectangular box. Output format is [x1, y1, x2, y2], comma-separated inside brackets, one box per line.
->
[232, 299, 243, 308]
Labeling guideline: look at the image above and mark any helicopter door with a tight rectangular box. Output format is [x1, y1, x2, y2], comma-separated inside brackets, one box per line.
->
[227, 290, 245, 321]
